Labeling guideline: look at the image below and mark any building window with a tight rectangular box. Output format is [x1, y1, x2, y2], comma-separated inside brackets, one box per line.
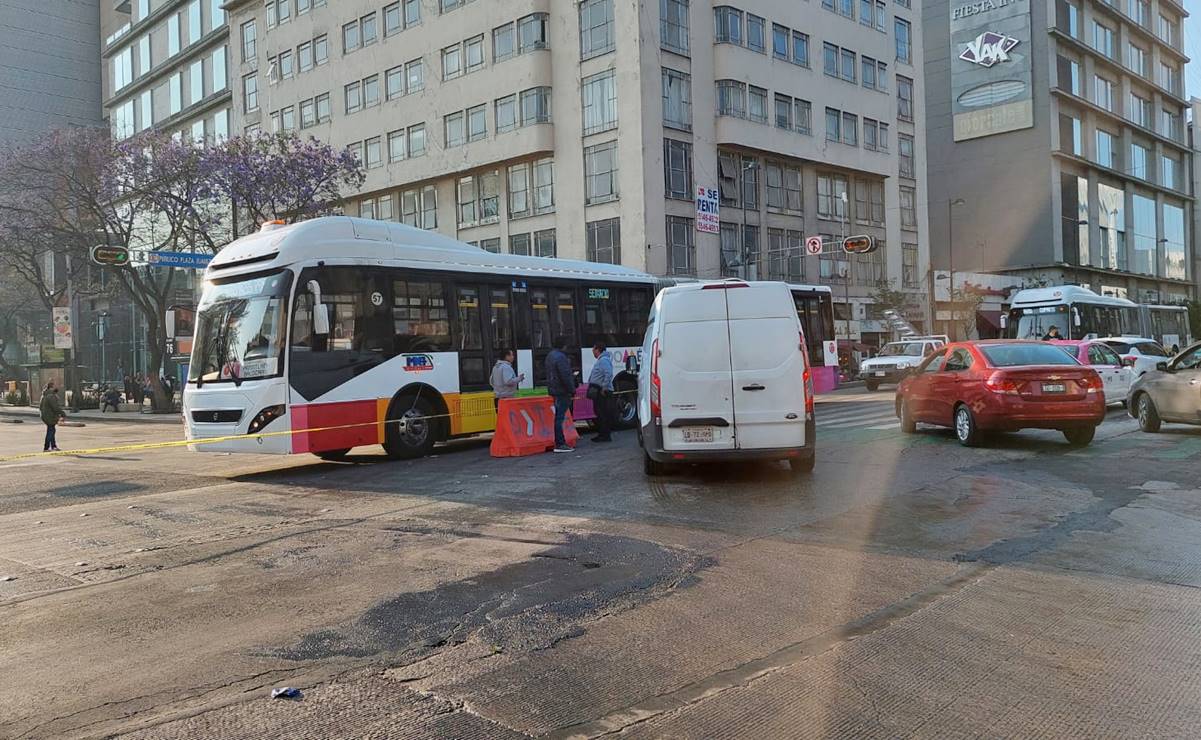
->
[1131, 194, 1155, 275]
[666, 216, 695, 275]
[587, 218, 621, 264]
[509, 158, 554, 217]
[457, 171, 500, 226]
[1161, 109, 1180, 141]
[534, 229, 557, 258]
[764, 161, 802, 213]
[385, 65, 404, 100]
[408, 124, 426, 157]
[138, 90, 152, 131]
[1158, 61, 1179, 95]
[1160, 154, 1179, 190]
[406, 59, 424, 92]
[315, 35, 328, 65]
[189, 59, 203, 105]
[298, 41, 314, 72]
[441, 43, 462, 80]
[388, 129, 406, 161]
[664, 139, 692, 200]
[714, 6, 743, 45]
[894, 18, 911, 63]
[662, 68, 692, 130]
[1129, 142, 1148, 179]
[864, 118, 879, 150]
[899, 134, 915, 178]
[361, 12, 378, 45]
[716, 79, 745, 118]
[1094, 75, 1114, 111]
[1157, 14, 1177, 47]
[401, 186, 437, 229]
[1095, 129, 1117, 169]
[315, 93, 330, 123]
[279, 105, 295, 132]
[188, 0, 200, 44]
[344, 81, 361, 114]
[240, 19, 256, 61]
[1163, 203, 1185, 280]
[510, 233, 531, 256]
[825, 107, 840, 142]
[518, 13, 549, 52]
[300, 98, 315, 128]
[364, 136, 382, 168]
[746, 14, 766, 52]
[774, 93, 793, 129]
[900, 187, 917, 229]
[520, 86, 551, 125]
[1127, 43, 1147, 77]
[661, 0, 689, 54]
[897, 75, 914, 121]
[493, 22, 515, 61]
[902, 243, 918, 287]
[582, 69, 618, 134]
[747, 86, 768, 123]
[343, 21, 360, 53]
[444, 111, 465, 147]
[1092, 20, 1114, 58]
[585, 140, 619, 204]
[113, 46, 133, 92]
[579, 0, 615, 59]
[795, 98, 812, 134]
[467, 104, 487, 142]
[168, 14, 180, 56]
[242, 73, 257, 112]
[817, 173, 848, 219]
[478, 238, 500, 254]
[465, 34, 485, 73]
[495, 95, 517, 133]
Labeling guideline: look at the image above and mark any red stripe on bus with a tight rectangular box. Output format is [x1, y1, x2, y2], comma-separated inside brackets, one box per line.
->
[291, 400, 381, 454]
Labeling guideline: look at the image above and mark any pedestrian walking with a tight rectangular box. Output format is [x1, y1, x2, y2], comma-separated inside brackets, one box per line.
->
[490, 349, 523, 409]
[587, 342, 615, 443]
[39, 381, 65, 452]
[545, 337, 575, 453]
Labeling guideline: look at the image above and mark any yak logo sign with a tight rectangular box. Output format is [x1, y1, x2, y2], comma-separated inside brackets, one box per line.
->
[959, 31, 1019, 67]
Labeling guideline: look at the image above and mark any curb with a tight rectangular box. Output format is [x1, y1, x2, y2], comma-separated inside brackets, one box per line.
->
[0, 409, 180, 425]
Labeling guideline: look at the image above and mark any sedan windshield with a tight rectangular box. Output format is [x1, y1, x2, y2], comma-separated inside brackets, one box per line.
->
[189, 270, 292, 383]
[879, 342, 925, 357]
[981, 343, 1082, 367]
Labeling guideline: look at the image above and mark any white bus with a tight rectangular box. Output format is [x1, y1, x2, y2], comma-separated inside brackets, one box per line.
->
[1139, 305, 1191, 351]
[1004, 286, 1139, 340]
[183, 217, 657, 459]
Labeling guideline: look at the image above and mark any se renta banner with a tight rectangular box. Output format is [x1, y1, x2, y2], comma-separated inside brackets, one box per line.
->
[695, 186, 720, 234]
[146, 251, 214, 270]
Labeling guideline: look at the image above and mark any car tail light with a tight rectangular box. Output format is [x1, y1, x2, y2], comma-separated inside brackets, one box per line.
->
[800, 332, 814, 419]
[649, 338, 661, 421]
[1080, 373, 1103, 394]
[984, 372, 1020, 395]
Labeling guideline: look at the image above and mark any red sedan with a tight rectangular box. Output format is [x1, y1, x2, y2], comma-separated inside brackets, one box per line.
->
[895, 340, 1106, 447]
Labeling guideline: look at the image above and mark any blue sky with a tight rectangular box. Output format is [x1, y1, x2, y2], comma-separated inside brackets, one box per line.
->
[1187, 9, 1200, 114]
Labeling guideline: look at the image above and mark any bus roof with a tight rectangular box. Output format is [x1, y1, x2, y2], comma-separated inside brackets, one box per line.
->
[1009, 285, 1137, 308]
[207, 216, 658, 284]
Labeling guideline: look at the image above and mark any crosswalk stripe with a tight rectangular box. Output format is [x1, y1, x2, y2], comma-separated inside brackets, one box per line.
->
[818, 414, 899, 429]
[816, 409, 897, 424]
[866, 422, 902, 430]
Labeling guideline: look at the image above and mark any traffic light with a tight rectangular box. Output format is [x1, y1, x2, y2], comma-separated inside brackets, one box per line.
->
[91, 245, 130, 266]
[842, 235, 877, 254]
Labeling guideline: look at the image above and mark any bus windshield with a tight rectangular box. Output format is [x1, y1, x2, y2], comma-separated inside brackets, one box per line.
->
[1008, 305, 1070, 339]
[189, 270, 293, 384]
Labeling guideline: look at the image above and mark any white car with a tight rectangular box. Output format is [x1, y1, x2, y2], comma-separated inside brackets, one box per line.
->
[857, 337, 947, 391]
[1098, 337, 1171, 377]
[1055, 340, 1133, 406]
[638, 280, 814, 475]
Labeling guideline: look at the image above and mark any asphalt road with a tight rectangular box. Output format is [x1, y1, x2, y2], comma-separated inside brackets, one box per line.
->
[2, 389, 1201, 738]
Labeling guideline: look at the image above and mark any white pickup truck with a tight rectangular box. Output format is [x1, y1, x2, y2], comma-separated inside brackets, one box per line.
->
[857, 336, 948, 391]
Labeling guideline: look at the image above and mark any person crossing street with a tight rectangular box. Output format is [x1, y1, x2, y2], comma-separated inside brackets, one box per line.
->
[545, 338, 575, 453]
[588, 343, 615, 443]
[39, 381, 65, 452]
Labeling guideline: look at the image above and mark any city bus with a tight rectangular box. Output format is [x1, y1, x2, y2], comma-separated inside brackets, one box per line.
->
[1004, 285, 1139, 340]
[1139, 305, 1191, 351]
[788, 284, 836, 366]
[183, 217, 657, 459]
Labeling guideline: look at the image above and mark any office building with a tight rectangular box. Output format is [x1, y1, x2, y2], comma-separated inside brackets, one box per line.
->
[924, 0, 1193, 305]
[225, 0, 931, 344]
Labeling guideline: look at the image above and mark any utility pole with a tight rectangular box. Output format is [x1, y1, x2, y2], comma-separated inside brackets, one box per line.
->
[840, 191, 850, 343]
[947, 198, 965, 340]
[740, 159, 757, 280]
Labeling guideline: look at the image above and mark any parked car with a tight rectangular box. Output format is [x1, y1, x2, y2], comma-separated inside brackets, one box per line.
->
[857, 336, 947, 391]
[637, 280, 814, 475]
[1097, 337, 1171, 377]
[1127, 342, 1201, 433]
[895, 340, 1106, 447]
[1053, 340, 1133, 406]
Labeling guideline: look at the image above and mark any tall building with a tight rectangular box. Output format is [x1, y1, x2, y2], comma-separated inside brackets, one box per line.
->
[0, 0, 102, 146]
[100, 0, 232, 145]
[924, 0, 1193, 306]
[225, 0, 931, 344]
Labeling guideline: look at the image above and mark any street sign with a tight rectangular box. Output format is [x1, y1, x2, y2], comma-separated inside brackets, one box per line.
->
[146, 251, 213, 269]
[91, 245, 130, 266]
[695, 186, 720, 234]
[805, 236, 823, 256]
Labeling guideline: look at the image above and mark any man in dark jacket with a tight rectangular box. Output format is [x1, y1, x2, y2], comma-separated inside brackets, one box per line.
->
[39, 381, 65, 451]
[545, 337, 575, 453]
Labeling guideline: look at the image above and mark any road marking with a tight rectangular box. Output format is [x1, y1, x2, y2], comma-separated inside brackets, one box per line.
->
[816, 410, 898, 426]
[866, 422, 902, 430]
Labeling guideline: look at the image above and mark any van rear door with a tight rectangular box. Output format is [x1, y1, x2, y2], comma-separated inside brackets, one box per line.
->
[659, 288, 737, 452]
[726, 285, 807, 450]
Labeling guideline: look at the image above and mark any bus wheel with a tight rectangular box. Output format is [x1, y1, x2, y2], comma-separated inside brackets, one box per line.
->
[615, 392, 638, 429]
[315, 448, 351, 461]
[384, 395, 438, 459]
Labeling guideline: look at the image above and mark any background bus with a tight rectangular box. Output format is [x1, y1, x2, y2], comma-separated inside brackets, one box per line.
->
[1004, 286, 1139, 340]
[788, 284, 836, 367]
[1140, 305, 1191, 351]
[184, 217, 657, 459]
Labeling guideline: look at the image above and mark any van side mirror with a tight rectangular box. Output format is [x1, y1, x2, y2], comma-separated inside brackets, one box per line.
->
[1156, 361, 1169, 372]
[1072, 306, 1082, 327]
[307, 280, 330, 335]
[626, 355, 640, 373]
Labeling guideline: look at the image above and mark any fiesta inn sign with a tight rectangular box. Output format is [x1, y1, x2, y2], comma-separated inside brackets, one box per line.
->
[952, 0, 1023, 21]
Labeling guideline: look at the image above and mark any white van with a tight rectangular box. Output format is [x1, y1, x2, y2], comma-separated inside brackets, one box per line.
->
[637, 280, 815, 475]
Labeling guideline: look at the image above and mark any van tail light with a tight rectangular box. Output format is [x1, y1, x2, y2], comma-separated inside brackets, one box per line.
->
[800, 332, 814, 419]
[1080, 373, 1104, 394]
[984, 372, 1021, 395]
[702, 281, 749, 289]
[649, 338, 662, 421]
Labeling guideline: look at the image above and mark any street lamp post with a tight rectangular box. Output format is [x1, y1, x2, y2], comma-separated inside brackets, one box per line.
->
[740, 159, 757, 279]
[840, 191, 850, 344]
[947, 198, 966, 339]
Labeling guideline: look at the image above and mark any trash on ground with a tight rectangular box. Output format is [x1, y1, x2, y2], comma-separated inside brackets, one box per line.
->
[271, 687, 302, 699]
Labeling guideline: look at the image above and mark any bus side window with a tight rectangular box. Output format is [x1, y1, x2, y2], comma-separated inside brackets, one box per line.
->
[553, 289, 578, 347]
[582, 286, 619, 348]
[393, 279, 451, 354]
[529, 288, 552, 350]
[617, 287, 651, 347]
[292, 292, 315, 351]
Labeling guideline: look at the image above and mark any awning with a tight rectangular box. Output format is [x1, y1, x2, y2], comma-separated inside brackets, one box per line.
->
[837, 339, 875, 352]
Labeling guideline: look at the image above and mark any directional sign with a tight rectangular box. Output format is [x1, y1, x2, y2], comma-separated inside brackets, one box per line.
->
[805, 236, 823, 256]
[146, 251, 213, 269]
[91, 245, 130, 266]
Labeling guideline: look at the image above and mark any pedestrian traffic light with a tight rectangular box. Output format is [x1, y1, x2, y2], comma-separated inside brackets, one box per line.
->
[842, 235, 877, 254]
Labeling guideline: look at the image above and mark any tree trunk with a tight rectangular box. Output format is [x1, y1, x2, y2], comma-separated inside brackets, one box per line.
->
[145, 335, 170, 412]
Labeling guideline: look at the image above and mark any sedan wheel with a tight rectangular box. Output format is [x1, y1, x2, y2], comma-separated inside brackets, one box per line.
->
[899, 399, 916, 434]
[1063, 426, 1096, 447]
[954, 405, 980, 447]
[1137, 394, 1161, 433]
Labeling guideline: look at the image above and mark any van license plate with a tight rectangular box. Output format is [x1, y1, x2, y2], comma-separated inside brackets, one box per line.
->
[873, 371, 886, 377]
[682, 427, 714, 443]
[1042, 383, 1066, 393]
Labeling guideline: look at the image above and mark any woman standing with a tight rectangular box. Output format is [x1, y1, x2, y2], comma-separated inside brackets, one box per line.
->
[39, 381, 65, 452]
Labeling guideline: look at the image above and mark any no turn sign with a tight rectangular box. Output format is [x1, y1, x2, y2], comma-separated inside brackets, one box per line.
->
[805, 235, 823, 256]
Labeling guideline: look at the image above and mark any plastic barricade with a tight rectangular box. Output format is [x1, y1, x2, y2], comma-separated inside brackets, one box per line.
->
[491, 396, 578, 457]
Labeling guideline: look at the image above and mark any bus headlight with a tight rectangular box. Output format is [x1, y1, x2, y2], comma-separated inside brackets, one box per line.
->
[248, 404, 286, 434]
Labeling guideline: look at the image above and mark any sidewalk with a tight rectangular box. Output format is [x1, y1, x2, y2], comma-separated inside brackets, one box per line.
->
[0, 405, 181, 425]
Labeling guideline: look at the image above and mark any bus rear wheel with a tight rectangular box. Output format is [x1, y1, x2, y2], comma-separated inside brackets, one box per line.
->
[384, 395, 438, 459]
